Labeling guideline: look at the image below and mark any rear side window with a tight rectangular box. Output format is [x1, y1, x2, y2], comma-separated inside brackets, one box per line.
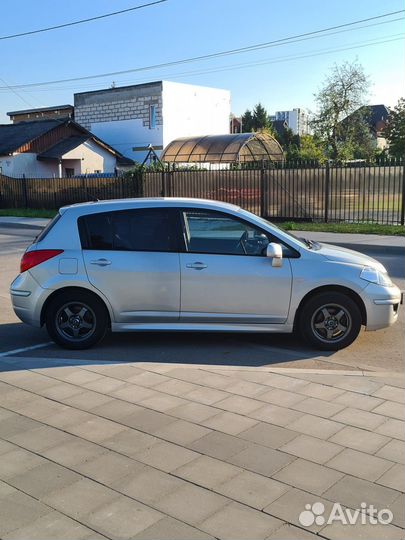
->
[78, 208, 177, 252]
[34, 212, 62, 243]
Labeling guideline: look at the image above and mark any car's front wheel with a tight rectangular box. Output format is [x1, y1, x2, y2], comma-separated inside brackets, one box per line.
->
[299, 291, 362, 350]
[46, 290, 108, 349]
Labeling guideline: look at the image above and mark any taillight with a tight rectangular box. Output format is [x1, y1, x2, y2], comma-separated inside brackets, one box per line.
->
[20, 250, 64, 273]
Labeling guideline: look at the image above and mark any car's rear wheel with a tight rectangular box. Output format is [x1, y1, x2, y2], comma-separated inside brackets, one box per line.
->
[46, 290, 108, 349]
[299, 291, 362, 350]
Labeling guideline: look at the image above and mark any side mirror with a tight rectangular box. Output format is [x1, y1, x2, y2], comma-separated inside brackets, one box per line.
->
[266, 242, 283, 267]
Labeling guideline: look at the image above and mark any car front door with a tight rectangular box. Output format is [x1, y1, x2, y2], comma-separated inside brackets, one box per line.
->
[80, 207, 180, 323]
[179, 209, 293, 324]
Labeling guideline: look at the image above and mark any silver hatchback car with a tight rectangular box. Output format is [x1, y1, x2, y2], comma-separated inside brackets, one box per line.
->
[10, 198, 401, 350]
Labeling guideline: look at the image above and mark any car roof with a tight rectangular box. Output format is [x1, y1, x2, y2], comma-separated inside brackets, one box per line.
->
[60, 197, 241, 215]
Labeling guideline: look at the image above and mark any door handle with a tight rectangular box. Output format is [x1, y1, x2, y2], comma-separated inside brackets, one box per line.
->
[186, 262, 208, 270]
[90, 258, 111, 266]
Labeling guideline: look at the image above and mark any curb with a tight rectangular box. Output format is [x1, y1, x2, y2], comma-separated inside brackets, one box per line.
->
[0, 222, 45, 231]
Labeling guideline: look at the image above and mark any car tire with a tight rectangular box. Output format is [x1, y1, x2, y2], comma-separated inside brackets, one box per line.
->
[299, 291, 362, 351]
[45, 290, 108, 349]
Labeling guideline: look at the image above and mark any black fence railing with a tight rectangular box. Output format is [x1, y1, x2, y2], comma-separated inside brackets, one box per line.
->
[0, 160, 404, 225]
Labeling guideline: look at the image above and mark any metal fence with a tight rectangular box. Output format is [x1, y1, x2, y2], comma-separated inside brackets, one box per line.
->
[0, 160, 404, 225]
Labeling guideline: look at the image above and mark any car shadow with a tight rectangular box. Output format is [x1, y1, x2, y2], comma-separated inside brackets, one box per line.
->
[0, 322, 334, 373]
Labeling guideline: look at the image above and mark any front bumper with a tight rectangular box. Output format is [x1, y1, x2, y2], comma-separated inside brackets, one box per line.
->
[363, 283, 402, 331]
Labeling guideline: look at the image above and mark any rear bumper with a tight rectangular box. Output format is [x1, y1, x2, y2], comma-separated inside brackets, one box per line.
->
[10, 272, 49, 328]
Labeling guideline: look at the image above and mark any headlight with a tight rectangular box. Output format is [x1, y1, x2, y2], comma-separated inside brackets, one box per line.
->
[360, 267, 393, 287]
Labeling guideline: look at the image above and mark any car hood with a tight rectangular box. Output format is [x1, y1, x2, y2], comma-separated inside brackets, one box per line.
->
[317, 243, 387, 272]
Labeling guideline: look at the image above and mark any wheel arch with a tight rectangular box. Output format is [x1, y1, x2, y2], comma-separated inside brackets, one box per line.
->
[294, 285, 367, 330]
[40, 286, 112, 328]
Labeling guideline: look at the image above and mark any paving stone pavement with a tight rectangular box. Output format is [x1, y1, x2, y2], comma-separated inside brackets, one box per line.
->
[0, 357, 403, 540]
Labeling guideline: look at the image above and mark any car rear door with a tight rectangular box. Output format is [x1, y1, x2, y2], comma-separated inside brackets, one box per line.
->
[79, 207, 180, 323]
[179, 209, 293, 323]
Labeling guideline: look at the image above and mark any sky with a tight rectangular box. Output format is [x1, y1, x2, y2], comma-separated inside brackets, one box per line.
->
[0, 0, 404, 123]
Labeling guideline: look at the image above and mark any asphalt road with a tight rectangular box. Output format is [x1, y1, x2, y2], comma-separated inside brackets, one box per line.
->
[0, 226, 403, 372]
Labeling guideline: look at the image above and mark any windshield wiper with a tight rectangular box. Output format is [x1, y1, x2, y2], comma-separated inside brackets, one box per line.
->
[300, 237, 314, 249]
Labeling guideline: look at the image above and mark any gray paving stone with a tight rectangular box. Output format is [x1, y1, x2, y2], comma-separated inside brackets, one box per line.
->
[329, 425, 390, 454]
[8, 462, 80, 498]
[132, 516, 216, 539]
[44, 408, 93, 429]
[249, 403, 304, 427]
[297, 382, 345, 401]
[376, 419, 405, 441]
[224, 379, 268, 397]
[168, 402, 219, 423]
[127, 370, 171, 387]
[273, 458, 343, 495]
[3, 511, 95, 540]
[376, 463, 405, 492]
[0, 490, 51, 536]
[372, 401, 404, 421]
[333, 391, 384, 411]
[263, 488, 334, 533]
[190, 431, 251, 460]
[116, 466, 186, 504]
[111, 383, 157, 403]
[292, 397, 346, 418]
[7, 425, 73, 452]
[258, 388, 306, 407]
[199, 501, 283, 539]
[279, 434, 344, 464]
[67, 416, 127, 443]
[229, 444, 295, 477]
[0, 413, 41, 438]
[153, 378, 197, 397]
[376, 439, 405, 464]
[331, 407, 386, 430]
[266, 523, 319, 539]
[323, 475, 400, 512]
[74, 451, 146, 486]
[40, 383, 84, 401]
[123, 408, 177, 433]
[215, 394, 264, 415]
[90, 399, 144, 421]
[286, 414, 343, 439]
[216, 470, 290, 510]
[139, 392, 189, 413]
[388, 493, 405, 529]
[42, 438, 107, 467]
[174, 455, 242, 489]
[326, 448, 394, 481]
[373, 385, 405, 404]
[154, 419, 212, 445]
[155, 483, 229, 525]
[42, 478, 119, 518]
[102, 428, 158, 457]
[84, 496, 163, 539]
[184, 386, 230, 405]
[0, 439, 16, 456]
[0, 448, 45, 479]
[134, 440, 200, 472]
[82, 377, 127, 394]
[319, 519, 404, 539]
[16, 398, 67, 422]
[238, 421, 298, 449]
[61, 390, 113, 410]
[59, 370, 104, 385]
[201, 411, 259, 435]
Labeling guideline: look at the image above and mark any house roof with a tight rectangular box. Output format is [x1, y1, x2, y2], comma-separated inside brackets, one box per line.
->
[0, 119, 64, 155]
[37, 135, 89, 159]
[0, 119, 134, 165]
[7, 104, 73, 116]
[161, 133, 284, 163]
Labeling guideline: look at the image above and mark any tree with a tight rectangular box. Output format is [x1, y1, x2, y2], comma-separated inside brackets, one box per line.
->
[241, 109, 254, 132]
[312, 61, 371, 160]
[241, 103, 275, 135]
[386, 98, 405, 159]
[297, 134, 326, 162]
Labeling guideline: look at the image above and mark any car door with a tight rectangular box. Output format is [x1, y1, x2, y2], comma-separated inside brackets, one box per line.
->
[80, 207, 180, 323]
[179, 208, 293, 323]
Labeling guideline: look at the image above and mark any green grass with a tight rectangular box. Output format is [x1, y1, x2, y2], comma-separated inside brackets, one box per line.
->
[0, 208, 403, 236]
[280, 221, 405, 236]
[0, 208, 57, 218]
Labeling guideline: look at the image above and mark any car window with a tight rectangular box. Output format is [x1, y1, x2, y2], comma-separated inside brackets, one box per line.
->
[79, 208, 176, 252]
[33, 212, 62, 243]
[182, 210, 270, 256]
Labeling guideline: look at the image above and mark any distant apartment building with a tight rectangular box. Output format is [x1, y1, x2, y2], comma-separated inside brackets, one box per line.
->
[271, 108, 310, 136]
[7, 105, 74, 124]
[74, 81, 231, 162]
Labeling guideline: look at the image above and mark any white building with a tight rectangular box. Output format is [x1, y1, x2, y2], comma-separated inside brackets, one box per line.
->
[272, 108, 310, 136]
[74, 81, 231, 163]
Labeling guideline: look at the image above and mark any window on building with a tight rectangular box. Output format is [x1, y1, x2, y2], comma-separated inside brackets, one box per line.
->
[149, 104, 157, 129]
[65, 168, 74, 177]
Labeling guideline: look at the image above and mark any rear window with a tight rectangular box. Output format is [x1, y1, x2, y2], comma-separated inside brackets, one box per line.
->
[78, 208, 176, 252]
[33, 212, 62, 243]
